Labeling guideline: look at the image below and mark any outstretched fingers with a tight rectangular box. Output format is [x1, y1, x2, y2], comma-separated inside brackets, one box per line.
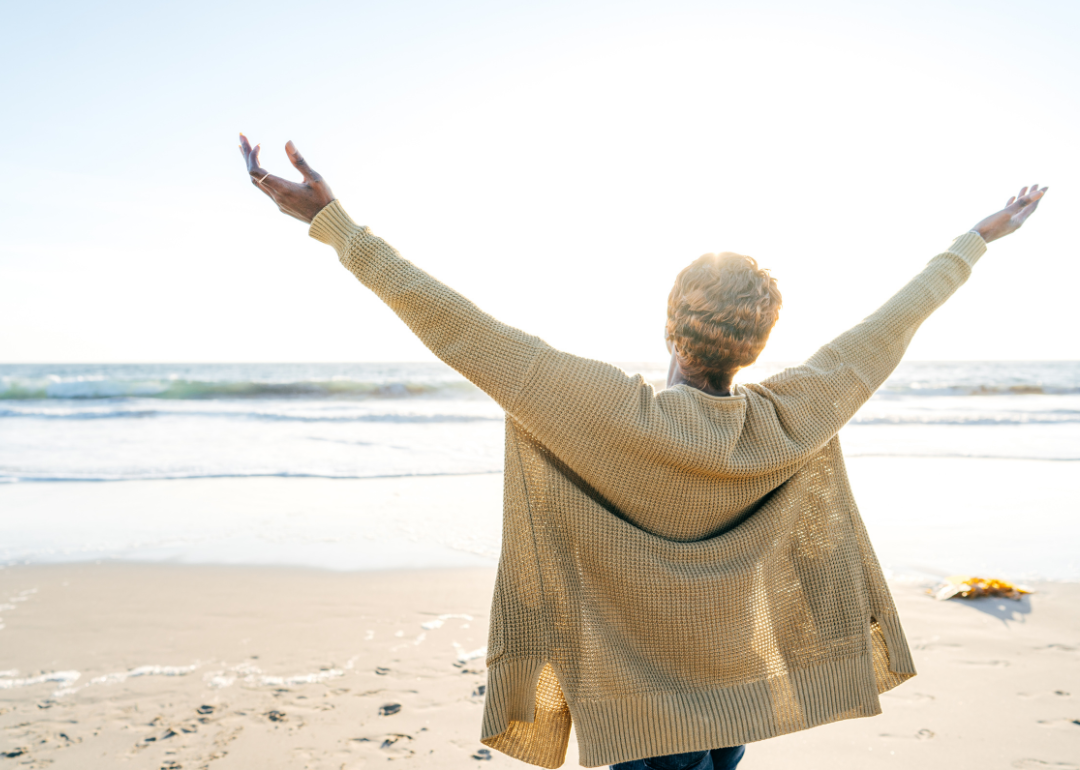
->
[239, 133, 284, 197]
[1000, 184, 1048, 229]
[1007, 184, 1047, 210]
[248, 144, 266, 177]
[239, 134, 269, 179]
[240, 134, 260, 170]
[1016, 184, 1048, 207]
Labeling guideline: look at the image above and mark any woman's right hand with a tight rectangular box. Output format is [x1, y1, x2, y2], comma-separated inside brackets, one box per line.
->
[239, 133, 336, 224]
[971, 184, 1048, 243]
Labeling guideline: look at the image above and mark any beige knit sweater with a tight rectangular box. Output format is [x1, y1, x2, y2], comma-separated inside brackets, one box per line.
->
[309, 201, 987, 768]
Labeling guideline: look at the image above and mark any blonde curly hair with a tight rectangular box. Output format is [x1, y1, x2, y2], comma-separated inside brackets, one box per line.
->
[665, 252, 782, 392]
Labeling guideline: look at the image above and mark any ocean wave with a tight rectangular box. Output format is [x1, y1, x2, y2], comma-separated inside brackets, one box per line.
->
[1, 400, 1076, 425]
[0, 405, 502, 423]
[3, 375, 1079, 402]
[0, 375, 482, 401]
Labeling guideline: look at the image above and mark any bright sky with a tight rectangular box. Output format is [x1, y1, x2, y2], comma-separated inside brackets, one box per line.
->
[3, 0, 1078, 364]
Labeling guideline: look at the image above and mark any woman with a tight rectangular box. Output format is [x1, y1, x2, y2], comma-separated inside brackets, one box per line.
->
[238, 135, 1045, 770]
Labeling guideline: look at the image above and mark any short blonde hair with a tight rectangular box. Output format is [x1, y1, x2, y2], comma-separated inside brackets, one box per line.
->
[665, 252, 782, 391]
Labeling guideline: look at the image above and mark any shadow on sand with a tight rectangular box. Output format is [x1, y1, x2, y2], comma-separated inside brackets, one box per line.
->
[948, 593, 1033, 626]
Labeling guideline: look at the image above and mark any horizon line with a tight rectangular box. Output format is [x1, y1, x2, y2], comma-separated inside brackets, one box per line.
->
[2, 359, 1079, 366]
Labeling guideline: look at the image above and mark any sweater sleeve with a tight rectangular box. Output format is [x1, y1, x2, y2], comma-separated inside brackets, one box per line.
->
[309, 200, 555, 411]
[747, 232, 988, 448]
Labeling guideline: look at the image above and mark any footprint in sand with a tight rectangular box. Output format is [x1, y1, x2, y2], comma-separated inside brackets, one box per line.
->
[1036, 718, 1080, 729]
[352, 733, 415, 757]
[381, 733, 412, 750]
[1012, 760, 1080, 770]
[1039, 644, 1078, 653]
[959, 659, 1011, 667]
[1019, 690, 1071, 699]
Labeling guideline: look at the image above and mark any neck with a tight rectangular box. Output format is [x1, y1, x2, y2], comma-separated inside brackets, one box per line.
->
[666, 353, 732, 397]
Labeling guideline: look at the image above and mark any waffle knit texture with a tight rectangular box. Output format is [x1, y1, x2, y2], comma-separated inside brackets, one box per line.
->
[309, 201, 987, 768]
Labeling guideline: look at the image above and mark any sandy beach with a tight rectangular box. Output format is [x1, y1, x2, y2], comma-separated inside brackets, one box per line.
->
[1, 559, 1077, 770]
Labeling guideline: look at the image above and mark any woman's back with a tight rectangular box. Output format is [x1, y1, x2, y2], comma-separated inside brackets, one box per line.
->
[301, 201, 990, 765]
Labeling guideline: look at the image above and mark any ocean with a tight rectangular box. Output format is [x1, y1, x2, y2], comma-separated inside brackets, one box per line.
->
[2, 360, 1078, 483]
[2, 361, 1078, 578]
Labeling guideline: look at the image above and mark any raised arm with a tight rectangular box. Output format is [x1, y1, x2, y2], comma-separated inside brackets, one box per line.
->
[750, 185, 1049, 446]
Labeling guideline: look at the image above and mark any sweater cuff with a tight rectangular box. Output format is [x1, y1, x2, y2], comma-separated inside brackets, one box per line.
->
[308, 200, 364, 253]
[946, 231, 987, 268]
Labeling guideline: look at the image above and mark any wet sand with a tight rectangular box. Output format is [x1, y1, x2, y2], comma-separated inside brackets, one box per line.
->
[3, 457, 1077, 580]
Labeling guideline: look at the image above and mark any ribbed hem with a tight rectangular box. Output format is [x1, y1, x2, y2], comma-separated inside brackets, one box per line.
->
[481, 653, 906, 768]
[308, 199, 362, 253]
[947, 231, 987, 268]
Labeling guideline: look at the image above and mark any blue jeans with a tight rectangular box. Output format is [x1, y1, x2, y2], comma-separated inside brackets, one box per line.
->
[611, 745, 745, 770]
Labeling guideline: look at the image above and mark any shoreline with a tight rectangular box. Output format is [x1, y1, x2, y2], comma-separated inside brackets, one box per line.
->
[3, 456, 1078, 581]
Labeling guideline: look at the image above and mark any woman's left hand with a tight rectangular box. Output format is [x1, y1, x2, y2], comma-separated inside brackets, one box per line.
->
[970, 184, 1048, 244]
[239, 133, 336, 224]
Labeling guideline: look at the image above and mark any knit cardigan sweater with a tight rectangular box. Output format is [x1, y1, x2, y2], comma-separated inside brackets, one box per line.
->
[309, 201, 987, 768]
